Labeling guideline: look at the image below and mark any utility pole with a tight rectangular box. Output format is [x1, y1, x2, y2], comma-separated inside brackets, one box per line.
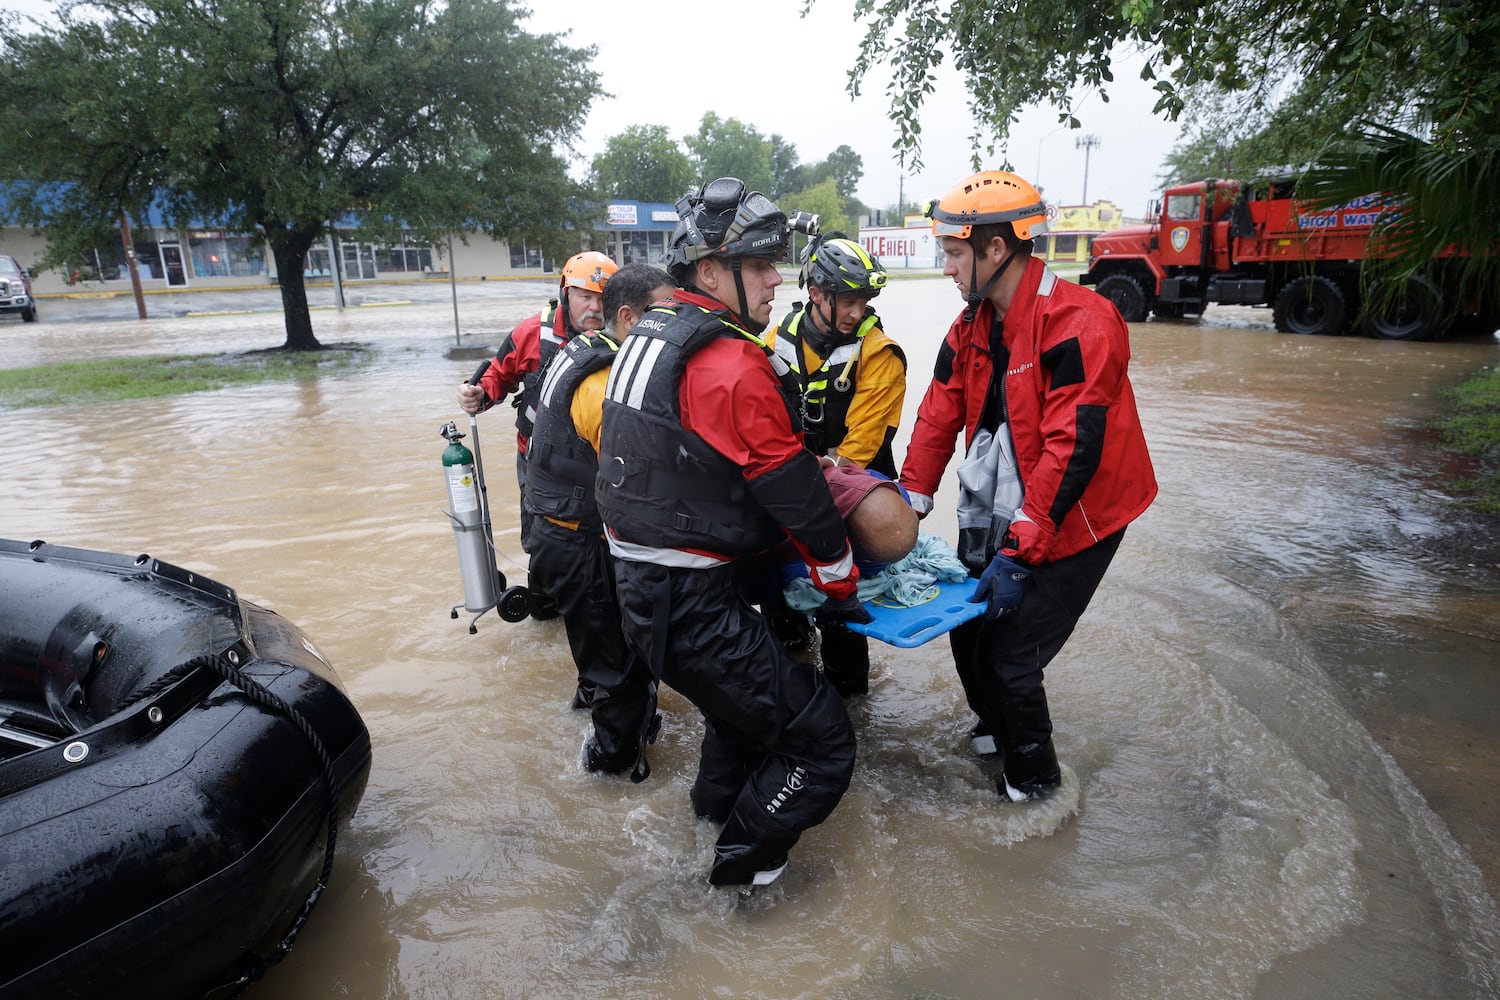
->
[118, 211, 147, 319]
[448, 233, 461, 347]
[898, 173, 904, 223]
[1076, 134, 1101, 204]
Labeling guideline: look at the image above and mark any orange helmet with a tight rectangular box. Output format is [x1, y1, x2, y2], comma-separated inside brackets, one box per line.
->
[560, 251, 618, 293]
[927, 171, 1049, 242]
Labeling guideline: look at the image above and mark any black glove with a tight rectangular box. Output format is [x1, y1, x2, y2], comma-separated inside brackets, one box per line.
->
[970, 551, 1030, 621]
[816, 592, 873, 626]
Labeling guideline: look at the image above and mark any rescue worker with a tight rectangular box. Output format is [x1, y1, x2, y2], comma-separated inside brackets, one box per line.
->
[900, 170, 1157, 802]
[766, 236, 907, 696]
[771, 235, 906, 477]
[456, 250, 619, 554]
[597, 177, 867, 887]
[524, 264, 675, 777]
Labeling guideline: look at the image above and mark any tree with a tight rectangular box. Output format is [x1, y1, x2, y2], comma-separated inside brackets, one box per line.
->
[836, 0, 1499, 313]
[0, 0, 598, 350]
[684, 113, 774, 195]
[782, 177, 853, 246]
[812, 145, 864, 200]
[591, 125, 695, 203]
[768, 134, 806, 199]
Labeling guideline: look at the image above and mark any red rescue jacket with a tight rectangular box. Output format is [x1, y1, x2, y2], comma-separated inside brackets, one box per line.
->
[477, 304, 570, 453]
[900, 257, 1157, 563]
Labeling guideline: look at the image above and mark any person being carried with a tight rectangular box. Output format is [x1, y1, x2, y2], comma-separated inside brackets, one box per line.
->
[765, 236, 907, 696]
[597, 177, 867, 888]
[525, 264, 675, 773]
[763, 463, 919, 607]
[456, 250, 618, 554]
[901, 170, 1157, 803]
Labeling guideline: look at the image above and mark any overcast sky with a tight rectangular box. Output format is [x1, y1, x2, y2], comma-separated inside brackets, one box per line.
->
[525, 0, 1184, 218]
[7, 0, 1186, 218]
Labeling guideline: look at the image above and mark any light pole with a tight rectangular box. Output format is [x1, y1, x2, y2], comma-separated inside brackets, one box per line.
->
[1076, 134, 1101, 204]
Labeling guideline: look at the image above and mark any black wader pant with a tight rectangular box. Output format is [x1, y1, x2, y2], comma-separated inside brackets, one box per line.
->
[515, 451, 534, 554]
[614, 559, 857, 884]
[527, 518, 654, 770]
[949, 528, 1125, 788]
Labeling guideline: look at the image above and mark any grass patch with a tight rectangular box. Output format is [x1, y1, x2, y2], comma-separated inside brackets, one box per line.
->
[0, 346, 373, 410]
[1433, 363, 1500, 513]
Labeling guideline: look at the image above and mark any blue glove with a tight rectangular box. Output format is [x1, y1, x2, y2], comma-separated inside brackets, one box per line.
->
[970, 552, 1030, 621]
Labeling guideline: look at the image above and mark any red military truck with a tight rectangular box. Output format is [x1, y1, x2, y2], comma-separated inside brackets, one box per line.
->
[1080, 177, 1481, 340]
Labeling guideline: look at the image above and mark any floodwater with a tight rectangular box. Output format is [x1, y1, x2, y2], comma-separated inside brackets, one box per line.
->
[2, 277, 1498, 999]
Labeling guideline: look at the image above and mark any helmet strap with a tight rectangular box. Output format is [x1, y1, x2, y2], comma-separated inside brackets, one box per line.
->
[813, 289, 838, 335]
[730, 258, 767, 334]
[800, 298, 837, 358]
[962, 239, 1018, 322]
[558, 286, 576, 334]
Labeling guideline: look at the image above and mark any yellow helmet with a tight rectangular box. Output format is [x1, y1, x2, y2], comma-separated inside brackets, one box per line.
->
[560, 251, 618, 293]
[927, 171, 1049, 242]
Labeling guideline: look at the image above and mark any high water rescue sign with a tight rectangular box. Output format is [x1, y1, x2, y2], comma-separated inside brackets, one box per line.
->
[858, 227, 939, 269]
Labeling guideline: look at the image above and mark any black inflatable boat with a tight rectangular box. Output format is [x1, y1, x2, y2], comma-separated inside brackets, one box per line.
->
[0, 538, 372, 999]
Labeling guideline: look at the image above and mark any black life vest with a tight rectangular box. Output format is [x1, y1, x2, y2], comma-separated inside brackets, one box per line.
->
[597, 301, 802, 558]
[525, 331, 620, 532]
[774, 306, 901, 478]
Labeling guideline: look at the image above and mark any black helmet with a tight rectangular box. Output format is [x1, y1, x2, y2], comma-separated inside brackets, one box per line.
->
[666, 177, 794, 282]
[800, 236, 888, 298]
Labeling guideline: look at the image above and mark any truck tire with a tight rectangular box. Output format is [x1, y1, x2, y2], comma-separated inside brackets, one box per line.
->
[1094, 273, 1148, 322]
[1363, 275, 1440, 341]
[1272, 277, 1346, 336]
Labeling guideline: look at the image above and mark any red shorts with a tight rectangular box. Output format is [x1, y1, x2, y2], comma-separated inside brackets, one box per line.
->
[823, 464, 901, 519]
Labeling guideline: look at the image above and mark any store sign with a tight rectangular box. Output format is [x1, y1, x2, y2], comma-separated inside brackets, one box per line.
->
[858, 226, 938, 268]
[607, 204, 638, 226]
[651, 210, 679, 223]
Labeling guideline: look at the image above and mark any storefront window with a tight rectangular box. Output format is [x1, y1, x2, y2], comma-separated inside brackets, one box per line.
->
[621, 232, 651, 265]
[376, 233, 434, 272]
[67, 239, 127, 283]
[510, 239, 543, 269]
[305, 247, 333, 277]
[188, 230, 266, 277]
[131, 239, 164, 280]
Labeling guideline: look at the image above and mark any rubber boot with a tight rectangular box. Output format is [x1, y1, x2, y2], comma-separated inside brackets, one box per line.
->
[708, 807, 800, 887]
[818, 620, 870, 697]
[570, 681, 596, 711]
[582, 733, 634, 774]
[999, 739, 1062, 802]
[582, 712, 660, 777]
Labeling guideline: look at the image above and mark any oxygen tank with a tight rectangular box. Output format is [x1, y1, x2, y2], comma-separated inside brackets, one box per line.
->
[440, 421, 498, 614]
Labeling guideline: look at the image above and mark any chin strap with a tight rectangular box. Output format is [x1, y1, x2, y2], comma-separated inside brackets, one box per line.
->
[963, 245, 1019, 322]
[730, 258, 768, 334]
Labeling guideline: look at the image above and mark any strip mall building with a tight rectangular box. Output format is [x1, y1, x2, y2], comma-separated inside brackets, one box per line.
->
[3, 197, 1136, 296]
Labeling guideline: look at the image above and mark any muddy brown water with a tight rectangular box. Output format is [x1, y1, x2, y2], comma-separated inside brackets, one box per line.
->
[2, 278, 1498, 998]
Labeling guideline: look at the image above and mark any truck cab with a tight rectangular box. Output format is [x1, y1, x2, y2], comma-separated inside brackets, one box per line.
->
[0, 253, 37, 323]
[1082, 179, 1244, 321]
